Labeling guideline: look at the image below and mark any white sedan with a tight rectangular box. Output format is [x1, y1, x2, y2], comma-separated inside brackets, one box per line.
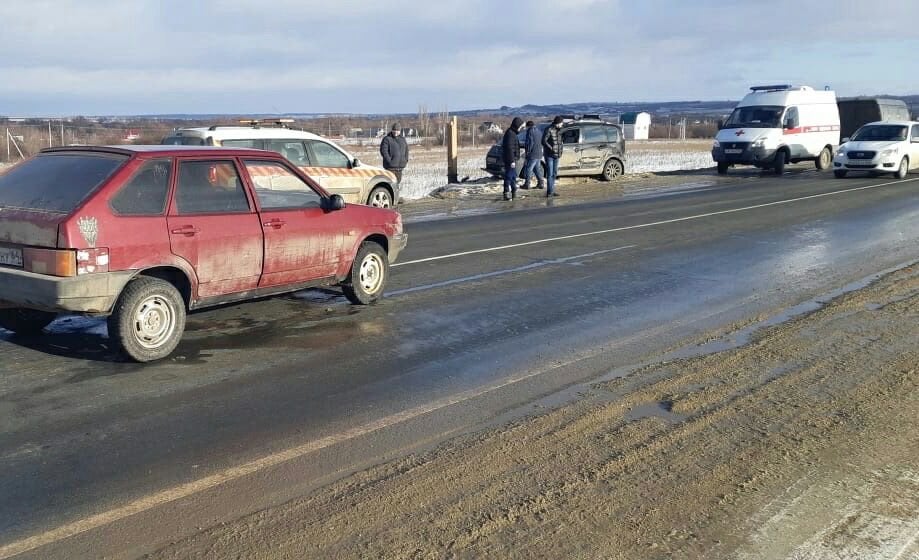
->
[832, 121, 919, 179]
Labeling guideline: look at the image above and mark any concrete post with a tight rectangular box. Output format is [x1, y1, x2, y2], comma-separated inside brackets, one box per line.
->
[447, 115, 458, 184]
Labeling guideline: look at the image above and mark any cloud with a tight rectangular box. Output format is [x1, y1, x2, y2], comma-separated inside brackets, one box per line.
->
[0, 0, 915, 115]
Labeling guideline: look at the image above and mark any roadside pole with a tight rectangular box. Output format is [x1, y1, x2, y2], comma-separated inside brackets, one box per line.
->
[447, 116, 458, 184]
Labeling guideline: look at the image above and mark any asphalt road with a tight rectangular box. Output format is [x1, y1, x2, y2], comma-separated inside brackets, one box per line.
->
[0, 167, 917, 559]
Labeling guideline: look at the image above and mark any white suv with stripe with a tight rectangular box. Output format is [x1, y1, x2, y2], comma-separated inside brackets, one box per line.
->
[162, 123, 399, 207]
[832, 121, 919, 179]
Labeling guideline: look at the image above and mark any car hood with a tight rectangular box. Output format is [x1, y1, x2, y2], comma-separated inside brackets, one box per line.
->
[715, 128, 773, 143]
[841, 140, 902, 152]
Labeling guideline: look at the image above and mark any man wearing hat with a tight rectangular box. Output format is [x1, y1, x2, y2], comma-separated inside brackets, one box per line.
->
[380, 123, 409, 184]
[501, 117, 525, 201]
[541, 116, 564, 197]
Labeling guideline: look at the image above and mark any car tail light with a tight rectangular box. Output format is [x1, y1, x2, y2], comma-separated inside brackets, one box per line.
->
[23, 248, 77, 277]
[75, 248, 110, 275]
[21, 248, 110, 277]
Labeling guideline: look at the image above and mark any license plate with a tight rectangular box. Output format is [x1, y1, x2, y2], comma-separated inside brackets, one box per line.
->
[724, 149, 743, 154]
[848, 159, 873, 166]
[0, 247, 23, 267]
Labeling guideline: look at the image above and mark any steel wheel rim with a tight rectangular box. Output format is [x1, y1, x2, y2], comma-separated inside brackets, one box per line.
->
[132, 295, 175, 349]
[358, 253, 385, 295]
[821, 150, 830, 167]
[370, 190, 392, 208]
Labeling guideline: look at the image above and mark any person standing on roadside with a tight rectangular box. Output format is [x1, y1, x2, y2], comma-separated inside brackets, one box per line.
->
[521, 120, 545, 190]
[501, 117, 524, 201]
[542, 116, 564, 197]
[380, 123, 409, 185]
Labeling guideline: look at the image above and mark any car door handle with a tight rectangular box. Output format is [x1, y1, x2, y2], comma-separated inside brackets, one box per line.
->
[169, 225, 200, 236]
[263, 219, 286, 229]
[573, 147, 581, 153]
[596, 145, 609, 150]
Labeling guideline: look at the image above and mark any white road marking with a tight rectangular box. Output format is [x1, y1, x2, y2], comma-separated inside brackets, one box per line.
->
[389, 245, 636, 296]
[394, 177, 918, 267]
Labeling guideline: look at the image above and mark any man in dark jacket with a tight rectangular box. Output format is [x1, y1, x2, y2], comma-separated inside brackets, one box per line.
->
[501, 117, 524, 201]
[521, 121, 545, 190]
[542, 116, 564, 197]
[380, 123, 409, 184]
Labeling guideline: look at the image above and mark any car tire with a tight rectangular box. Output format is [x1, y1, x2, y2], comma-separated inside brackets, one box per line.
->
[815, 147, 832, 170]
[773, 150, 787, 175]
[0, 308, 57, 335]
[342, 241, 389, 305]
[601, 159, 623, 181]
[833, 170, 848, 179]
[895, 156, 909, 179]
[108, 276, 186, 362]
[367, 186, 393, 208]
[717, 162, 729, 175]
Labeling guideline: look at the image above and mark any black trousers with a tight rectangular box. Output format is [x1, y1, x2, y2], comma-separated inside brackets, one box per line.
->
[387, 168, 403, 184]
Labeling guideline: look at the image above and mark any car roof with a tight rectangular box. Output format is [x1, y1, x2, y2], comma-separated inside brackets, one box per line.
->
[167, 126, 325, 141]
[39, 145, 281, 157]
[860, 120, 916, 127]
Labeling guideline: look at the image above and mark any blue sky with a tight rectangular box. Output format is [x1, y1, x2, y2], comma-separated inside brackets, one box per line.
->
[0, 0, 916, 116]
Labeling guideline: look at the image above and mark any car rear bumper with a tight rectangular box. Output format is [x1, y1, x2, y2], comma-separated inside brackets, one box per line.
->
[389, 233, 408, 264]
[0, 267, 135, 314]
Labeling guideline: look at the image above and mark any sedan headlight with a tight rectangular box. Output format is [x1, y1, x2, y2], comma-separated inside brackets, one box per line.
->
[880, 148, 898, 158]
[835, 146, 847, 157]
[751, 138, 766, 148]
[712, 140, 721, 149]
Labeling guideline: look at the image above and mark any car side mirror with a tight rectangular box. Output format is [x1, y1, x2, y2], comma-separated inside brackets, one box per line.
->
[841, 137, 850, 143]
[352, 158, 361, 168]
[324, 194, 346, 211]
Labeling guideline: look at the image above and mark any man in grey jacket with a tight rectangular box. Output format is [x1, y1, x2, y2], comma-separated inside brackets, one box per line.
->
[380, 124, 409, 184]
[521, 121, 545, 190]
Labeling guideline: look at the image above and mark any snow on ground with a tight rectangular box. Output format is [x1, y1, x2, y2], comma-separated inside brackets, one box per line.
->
[355, 141, 714, 200]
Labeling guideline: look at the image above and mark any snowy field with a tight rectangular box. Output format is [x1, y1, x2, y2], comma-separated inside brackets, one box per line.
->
[0, 140, 715, 201]
[353, 140, 714, 200]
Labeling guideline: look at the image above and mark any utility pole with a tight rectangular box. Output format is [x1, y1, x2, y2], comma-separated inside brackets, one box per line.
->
[60, 120, 65, 146]
[446, 116, 458, 184]
[48, 121, 52, 147]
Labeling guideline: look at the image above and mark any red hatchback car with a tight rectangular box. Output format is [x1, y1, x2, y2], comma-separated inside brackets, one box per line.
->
[0, 146, 407, 362]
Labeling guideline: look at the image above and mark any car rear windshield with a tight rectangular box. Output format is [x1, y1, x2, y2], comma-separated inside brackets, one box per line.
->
[0, 153, 129, 213]
[162, 135, 207, 146]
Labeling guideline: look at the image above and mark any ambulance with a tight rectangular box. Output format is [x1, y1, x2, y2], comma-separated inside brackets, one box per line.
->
[712, 85, 840, 175]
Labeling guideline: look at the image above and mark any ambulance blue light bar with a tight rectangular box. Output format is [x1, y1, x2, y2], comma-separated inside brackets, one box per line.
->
[750, 85, 793, 92]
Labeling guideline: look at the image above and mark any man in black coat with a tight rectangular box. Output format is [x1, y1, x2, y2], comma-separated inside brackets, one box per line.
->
[501, 117, 524, 201]
[380, 123, 409, 184]
[542, 116, 564, 197]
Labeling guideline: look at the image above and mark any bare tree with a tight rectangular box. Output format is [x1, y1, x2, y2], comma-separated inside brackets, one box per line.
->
[437, 106, 449, 146]
[417, 104, 431, 139]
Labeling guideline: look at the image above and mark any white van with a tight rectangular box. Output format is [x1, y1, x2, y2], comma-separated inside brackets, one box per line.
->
[712, 85, 840, 175]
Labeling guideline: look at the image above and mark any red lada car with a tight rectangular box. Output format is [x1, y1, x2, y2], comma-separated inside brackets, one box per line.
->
[0, 146, 407, 362]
